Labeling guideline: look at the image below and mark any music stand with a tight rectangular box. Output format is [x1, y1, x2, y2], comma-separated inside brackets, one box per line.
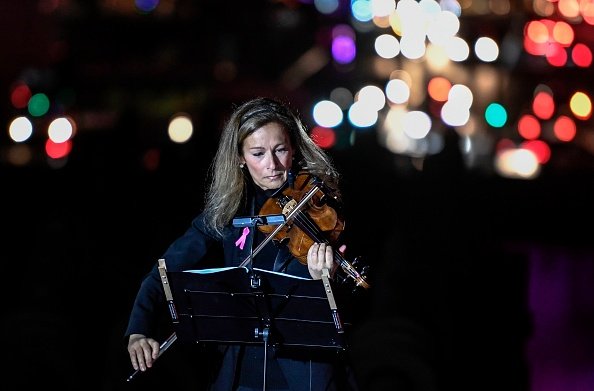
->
[161, 261, 351, 391]
[136, 211, 352, 389]
[164, 265, 351, 350]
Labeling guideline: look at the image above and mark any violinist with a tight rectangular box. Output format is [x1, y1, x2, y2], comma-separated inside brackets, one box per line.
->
[125, 97, 361, 391]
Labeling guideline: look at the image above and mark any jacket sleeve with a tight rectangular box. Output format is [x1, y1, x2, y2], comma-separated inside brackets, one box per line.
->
[124, 213, 218, 338]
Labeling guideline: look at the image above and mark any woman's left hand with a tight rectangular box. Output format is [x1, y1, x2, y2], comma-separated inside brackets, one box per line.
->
[307, 242, 335, 279]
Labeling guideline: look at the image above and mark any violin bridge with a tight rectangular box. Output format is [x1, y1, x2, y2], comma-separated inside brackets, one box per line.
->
[281, 198, 297, 216]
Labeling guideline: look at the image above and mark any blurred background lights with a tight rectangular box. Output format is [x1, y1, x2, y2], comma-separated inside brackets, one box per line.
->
[329, 87, 354, 110]
[9, 116, 34, 142]
[348, 101, 379, 127]
[418, 0, 441, 15]
[474, 37, 499, 62]
[402, 110, 432, 139]
[310, 125, 337, 148]
[517, 114, 541, 140]
[495, 148, 541, 179]
[370, 0, 396, 17]
[10, 83, 32, 109]
[524, 20, 550, 55]
[546, 42, 568, 67]
[553, 115, 577, 142]
[7, 144, 33, 166]
[28, 93, 50, 117]
[440, 3, 461, 19]
[45, 139, 72, 160]
[532, 90, 555, 120]
[552, 21, 574, 46]
[332, 25, 357, 64]
[135, 0, 159, 13]
[314, 0, 340, 15]
[168, 114, 193, 143]
[448, 84, 473, 108]
[357, 85, 386, 111]
[48, 117, 74, 143]
[444, 36, 470, 61]
[375, 34, 400, 59]
[427, 77, 451, 102]
[382, 107, 409, 153]
[426, 10, 460, 45]
[351, 0, 374, 22]
[373, 12, 392, 29]
[569, 91, 592, 120]
[313, 100, 343, 128]
[399, 35, 427, 59]
[441, 101, 470, 126]
[558, 0, 580, 19]
[2, 0, 594, 178]
[571, 43, 593, 67]
[521, 139, 551, 164]
[386, 78, 411, 104]
[425, 43, 450, 69]
[485, 103, 508, 128]
[396, 0, 426, 37]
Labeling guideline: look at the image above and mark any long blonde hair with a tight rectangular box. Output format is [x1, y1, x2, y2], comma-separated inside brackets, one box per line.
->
[203, 97, 340, 237]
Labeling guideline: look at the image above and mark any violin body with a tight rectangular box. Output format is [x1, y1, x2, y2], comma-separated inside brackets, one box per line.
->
[258, 171, 370, 290]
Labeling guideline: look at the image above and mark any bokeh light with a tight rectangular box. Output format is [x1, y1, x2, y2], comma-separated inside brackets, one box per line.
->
[48, 117, 75, 143]
[168, 114, 193, 144]
[517, 114, 541, 140]
[28, 93, 50, 117]
[313, 100, 343, 128]
[332, 24, 357, 64]
[310, 125, 336, 148]
[474, 36, 499, 62]
[485, 103, 507, 128]
[532, 91, 555, 120]
[569, 91, 592, 120]
[8, 116, 34, 142]
[45, 139, 72, 159]
[553, 115, 577, 142]
[10, 82, 31, 109]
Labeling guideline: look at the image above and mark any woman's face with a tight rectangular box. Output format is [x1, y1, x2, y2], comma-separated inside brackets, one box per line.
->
[240, 122, 294, 190]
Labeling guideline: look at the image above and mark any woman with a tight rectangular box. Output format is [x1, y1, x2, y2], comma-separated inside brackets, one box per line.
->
[125, 97, 358, 391]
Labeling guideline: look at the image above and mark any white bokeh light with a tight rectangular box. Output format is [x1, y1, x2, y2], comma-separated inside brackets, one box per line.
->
[357, 85, 386, 111]
[375, 34, 400, 59]
[403, 110, 432, 139]
[474, 36, 499, 62]
[348, 101, 379, 127]
[8, 116, 33, 142]
[168, 114, 193, 144]
[385, 79, 410, 104]
[313, 100, 344, 128]
[48, 117, 73, 143]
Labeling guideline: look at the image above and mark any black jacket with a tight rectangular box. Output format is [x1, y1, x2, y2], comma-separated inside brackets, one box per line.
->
[125, 207, 358, 391]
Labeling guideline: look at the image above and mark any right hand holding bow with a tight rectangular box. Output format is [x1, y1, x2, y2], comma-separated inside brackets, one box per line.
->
[127, 333, 160, 372]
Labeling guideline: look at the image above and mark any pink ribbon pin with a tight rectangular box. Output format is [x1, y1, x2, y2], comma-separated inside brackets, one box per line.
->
[235, 227, 250, 250]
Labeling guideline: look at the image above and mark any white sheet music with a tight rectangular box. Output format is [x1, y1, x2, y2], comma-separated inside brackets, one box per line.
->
[183, 266, 310, 280]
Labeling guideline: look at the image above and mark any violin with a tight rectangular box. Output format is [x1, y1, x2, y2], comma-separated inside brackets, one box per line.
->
[257, 170, 370, 290]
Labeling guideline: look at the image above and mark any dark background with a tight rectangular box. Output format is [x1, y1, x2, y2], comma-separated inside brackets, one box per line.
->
[2, 1, 594, 391]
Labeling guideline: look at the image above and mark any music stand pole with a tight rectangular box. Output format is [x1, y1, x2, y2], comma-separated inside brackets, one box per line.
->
[232, 214, 286, 390]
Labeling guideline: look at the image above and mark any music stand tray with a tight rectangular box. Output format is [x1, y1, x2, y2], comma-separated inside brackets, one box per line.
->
[163, 264, 352, 351]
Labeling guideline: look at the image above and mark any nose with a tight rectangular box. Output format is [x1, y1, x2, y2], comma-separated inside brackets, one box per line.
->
[266, 152, 282, 170]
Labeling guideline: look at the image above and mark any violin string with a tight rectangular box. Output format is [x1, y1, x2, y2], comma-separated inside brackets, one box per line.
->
[281, 180, 368, 287]
[292, 207, 365, 283]
[292, 209, 325, 244]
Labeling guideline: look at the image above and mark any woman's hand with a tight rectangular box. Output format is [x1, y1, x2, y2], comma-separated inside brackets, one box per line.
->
[307, 242, 336, 280]
[127, 333, 160, 372]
